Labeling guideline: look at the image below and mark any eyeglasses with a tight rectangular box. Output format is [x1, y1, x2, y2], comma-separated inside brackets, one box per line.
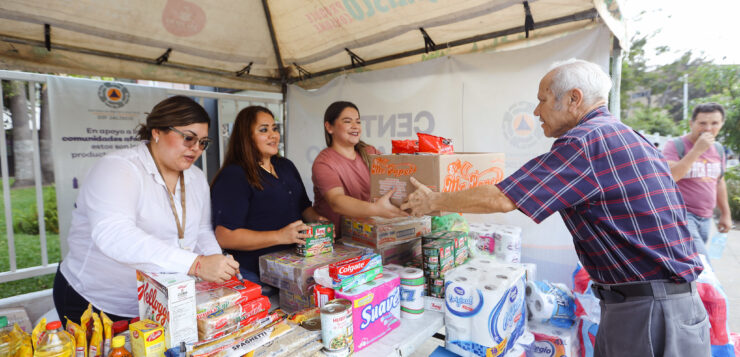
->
[168, 127, 212, 150]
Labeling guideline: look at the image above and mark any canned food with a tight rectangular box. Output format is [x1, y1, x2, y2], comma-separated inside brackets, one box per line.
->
[301, 317, 322, 331]
[320, 301, 352, 351]
[313, 284, 335, 308]
[322, 347, 351, 357]
[327, 298, 353, 353]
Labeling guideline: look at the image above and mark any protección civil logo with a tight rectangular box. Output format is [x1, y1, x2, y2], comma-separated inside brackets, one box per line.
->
[502, 101, 541, 149]
[98, 83, 130, 109]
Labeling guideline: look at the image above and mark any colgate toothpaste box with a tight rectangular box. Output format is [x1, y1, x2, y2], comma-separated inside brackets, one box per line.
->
[335, 270, 401, 352]
[136, 271, 198, 349]
[329, 253, 382, 282]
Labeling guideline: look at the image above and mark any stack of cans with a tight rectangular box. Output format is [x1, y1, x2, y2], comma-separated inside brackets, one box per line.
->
[422, 239, 454, 298]
[421, 231, 470, 298]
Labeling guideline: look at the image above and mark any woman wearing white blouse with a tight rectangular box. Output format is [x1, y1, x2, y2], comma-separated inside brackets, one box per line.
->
[53, 96, 239, 323]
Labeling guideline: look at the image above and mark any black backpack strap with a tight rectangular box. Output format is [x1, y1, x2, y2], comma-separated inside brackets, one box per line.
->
[673, 138, 685, 158]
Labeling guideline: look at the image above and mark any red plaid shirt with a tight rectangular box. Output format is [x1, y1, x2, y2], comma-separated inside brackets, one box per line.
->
[497, 107, 702, 284]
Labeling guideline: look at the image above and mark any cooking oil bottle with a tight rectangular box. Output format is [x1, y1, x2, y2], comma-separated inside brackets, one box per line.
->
[33, 321, 75, 357]
[0, 316, 15, 356]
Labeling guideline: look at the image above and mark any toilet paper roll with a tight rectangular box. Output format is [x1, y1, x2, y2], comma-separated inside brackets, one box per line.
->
[399, 267, 425, 319]
[471, 268, 527, 356]
[526, 281, 558, 322]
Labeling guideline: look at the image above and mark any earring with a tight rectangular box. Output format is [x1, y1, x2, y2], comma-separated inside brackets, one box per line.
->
[155, 137, 159, 144]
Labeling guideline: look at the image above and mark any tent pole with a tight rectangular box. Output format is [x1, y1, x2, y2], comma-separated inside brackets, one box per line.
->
[261, 0, 286, 81]
[609, 36, 623, 121]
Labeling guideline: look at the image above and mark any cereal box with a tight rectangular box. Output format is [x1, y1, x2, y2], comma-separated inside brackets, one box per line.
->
[136, 271, 198, 348]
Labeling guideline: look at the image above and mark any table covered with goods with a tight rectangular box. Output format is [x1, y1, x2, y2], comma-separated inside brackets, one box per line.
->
[2, 143, 738, 357]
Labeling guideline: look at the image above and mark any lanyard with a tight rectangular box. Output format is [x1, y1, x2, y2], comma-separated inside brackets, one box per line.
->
[150, 151, 186, 241]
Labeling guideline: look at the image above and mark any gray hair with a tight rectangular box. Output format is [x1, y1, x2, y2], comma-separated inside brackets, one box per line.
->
[548, 59, 612, 108]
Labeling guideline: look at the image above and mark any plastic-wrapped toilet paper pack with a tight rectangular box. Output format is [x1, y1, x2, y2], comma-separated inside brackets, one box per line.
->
[525, 280, 576, 328]
[444, 263, 526, 357]
[528, 321, 578, 357]
[467, 223, 522, 263]
[335, 270, 401, 352]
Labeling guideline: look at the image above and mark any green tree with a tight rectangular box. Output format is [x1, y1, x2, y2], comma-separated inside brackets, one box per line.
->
[622, 105, 679, 136]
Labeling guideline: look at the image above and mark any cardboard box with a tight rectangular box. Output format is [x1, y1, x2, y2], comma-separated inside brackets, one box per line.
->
[259, 243, 363, 295]
[136, 271, 198, 348]
[130, 319, 166, 357]
[343, 239, 422, 266]
[346, 216, 431, 249]
[370, 153, 505, 209]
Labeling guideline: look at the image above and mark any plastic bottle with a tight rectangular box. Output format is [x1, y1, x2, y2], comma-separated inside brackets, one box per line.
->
[33, 320, 75, 357]
[107, 336, 132, 357]
[0, 316, 15, 356]
[708, 232, 728, 260]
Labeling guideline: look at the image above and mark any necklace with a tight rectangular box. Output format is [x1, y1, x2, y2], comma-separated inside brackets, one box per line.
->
[260, 162, 277, 177]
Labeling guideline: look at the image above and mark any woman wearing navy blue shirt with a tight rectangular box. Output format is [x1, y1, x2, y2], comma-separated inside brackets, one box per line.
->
[211, 106, 325, 289]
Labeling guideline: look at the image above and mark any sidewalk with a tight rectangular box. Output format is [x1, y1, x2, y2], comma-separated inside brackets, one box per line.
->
[709, 227, 740, 333]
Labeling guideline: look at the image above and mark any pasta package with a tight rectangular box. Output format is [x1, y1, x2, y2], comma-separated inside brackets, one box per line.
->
[197, 296, 271, 340]
[195, 277, 262, 320]
[66, 318, 87, 357]
[31, 317, 46, 350]
[80, 304, 93, 341]
[88, 313, 103, 357]
[99, 312, 112, 356]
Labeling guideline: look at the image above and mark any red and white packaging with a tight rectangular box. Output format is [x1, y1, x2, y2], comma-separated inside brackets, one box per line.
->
[329, 254, 382, 282]
[195, 278, 262, 320]
[197, 295, 271, 340]
[136, 271, 198, 349]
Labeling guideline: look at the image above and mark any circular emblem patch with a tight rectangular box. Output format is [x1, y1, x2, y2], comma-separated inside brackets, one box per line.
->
[502, 101, 542, 149]
[97, 83, 130, 109]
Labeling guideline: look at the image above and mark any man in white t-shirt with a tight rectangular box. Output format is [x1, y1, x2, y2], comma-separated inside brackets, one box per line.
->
[662, 102, 732, 257]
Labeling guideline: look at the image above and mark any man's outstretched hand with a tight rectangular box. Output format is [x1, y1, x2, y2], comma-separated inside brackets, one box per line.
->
[400, 177, 437, 216]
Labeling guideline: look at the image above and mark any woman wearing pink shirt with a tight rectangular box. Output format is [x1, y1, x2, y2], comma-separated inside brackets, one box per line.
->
[311, 101, 406, 235]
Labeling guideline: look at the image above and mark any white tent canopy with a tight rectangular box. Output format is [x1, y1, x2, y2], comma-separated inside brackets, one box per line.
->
[0, 0, 625, 92]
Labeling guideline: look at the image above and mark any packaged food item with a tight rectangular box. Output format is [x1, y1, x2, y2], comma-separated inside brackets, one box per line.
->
[297, 223, 335, 257]
[347, 216, 431, 248]
[89, 312, 103, 357]
[259, 244, 363, 295]
[35, 321, 75, 357]
[279, 289, 313, 313]
[417, 133, 453, 154]
[100, 312, 112, 356]
[80, 305, 93, 341]
[195, 277, 261, 320]
[197, 296, 271, 341]
[391, 139, 418, 154]
[32, 317, 46, 350]
[319, 301, 352, 352]
[13, 323, 33, 357]
[107, 335, 132, 357]
[136, 271, 197, 349]
[287, 307, 320, 325]
[65, 318, 87, 357]
[129, 320, 165, 357]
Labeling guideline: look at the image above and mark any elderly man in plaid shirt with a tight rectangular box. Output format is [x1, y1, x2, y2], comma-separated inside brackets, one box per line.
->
[402, 59, 709, 356]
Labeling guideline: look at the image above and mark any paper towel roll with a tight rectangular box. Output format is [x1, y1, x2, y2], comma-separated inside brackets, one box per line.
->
[399, 267, 425, 319]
